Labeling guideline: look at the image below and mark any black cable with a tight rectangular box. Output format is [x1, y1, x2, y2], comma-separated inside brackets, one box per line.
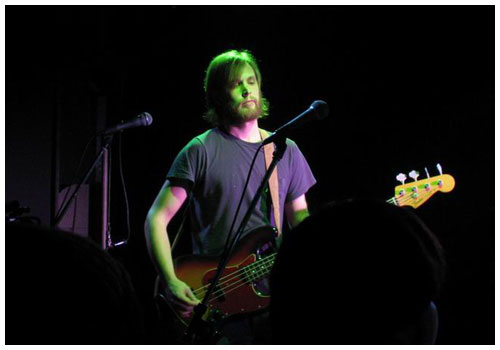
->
[116, 132, 131, 245]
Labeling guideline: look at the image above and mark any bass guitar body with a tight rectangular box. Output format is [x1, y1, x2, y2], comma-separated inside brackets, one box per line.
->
[155, 226, 278, 341]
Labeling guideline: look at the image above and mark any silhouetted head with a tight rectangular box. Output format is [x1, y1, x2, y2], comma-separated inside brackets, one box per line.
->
[6, 223, 145, 344]
[270, 198, 445, 344]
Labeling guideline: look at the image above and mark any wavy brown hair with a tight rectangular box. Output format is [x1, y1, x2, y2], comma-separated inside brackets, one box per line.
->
[203, 49, 270, 127]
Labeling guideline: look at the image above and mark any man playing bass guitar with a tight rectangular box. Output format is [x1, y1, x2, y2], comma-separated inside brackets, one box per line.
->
[144, 49, 316, 344]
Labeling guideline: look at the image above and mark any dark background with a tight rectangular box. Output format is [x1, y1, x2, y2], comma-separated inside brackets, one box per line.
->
[6, 5, 494, 344]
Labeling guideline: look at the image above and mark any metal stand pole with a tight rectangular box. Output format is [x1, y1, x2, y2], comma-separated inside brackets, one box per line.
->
[184, 137, 287, 344]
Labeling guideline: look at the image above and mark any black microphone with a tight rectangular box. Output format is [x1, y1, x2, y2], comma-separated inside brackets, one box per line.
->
[101, 112, 153, 135]
[262, 100, 329, 145]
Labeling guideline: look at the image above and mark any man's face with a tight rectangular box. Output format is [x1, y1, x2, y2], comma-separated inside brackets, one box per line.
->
[226, 63, 262, 122]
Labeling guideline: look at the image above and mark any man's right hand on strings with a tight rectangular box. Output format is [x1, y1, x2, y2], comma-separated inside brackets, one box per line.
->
[165, 278, 200, 319]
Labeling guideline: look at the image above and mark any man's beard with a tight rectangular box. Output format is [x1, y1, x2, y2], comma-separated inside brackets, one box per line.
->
[225, 100, 263, 124]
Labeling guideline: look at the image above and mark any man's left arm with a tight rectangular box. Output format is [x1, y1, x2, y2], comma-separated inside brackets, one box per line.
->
[284, 194, 310, 229]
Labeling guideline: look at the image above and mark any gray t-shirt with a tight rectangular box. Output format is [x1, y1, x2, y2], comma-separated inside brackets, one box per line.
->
[167, 127, 316, 255]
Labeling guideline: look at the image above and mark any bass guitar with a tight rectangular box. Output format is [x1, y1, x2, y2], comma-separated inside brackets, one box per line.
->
[156, 165, 455, 340]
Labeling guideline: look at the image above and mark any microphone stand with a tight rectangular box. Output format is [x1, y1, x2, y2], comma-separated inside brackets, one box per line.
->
[183, 136, 287, 344]
[53, 133, 114, 249]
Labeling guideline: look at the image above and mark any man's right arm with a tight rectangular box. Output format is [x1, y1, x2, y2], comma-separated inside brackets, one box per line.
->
[144, 180, 199, 316]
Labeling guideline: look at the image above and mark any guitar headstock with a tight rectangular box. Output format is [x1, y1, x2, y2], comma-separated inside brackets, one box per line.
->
[388, 164, 455, 209]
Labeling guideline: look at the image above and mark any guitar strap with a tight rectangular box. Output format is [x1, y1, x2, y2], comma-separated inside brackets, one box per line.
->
[260, 129, 282, 236]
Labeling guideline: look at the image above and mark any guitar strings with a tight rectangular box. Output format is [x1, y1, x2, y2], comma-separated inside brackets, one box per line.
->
[192, 253, 273, 295]
[194, 252, 276, 300]
[197, 191, 431, 301]
[204, 256, 275, 303]
[192, 190, 438, 303]
[205, 190, 430, 302]
[195, 253, 276, 300]
[192, 254, 274, 298]
[191, 238, 279, 297]
[204, 256, 276, 304]
[206, 258, 275, 304]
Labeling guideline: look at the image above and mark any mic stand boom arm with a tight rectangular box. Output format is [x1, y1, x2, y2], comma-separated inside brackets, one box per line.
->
[183, 136, 288, 344]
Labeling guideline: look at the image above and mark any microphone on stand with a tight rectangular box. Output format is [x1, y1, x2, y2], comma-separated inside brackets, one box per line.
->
[100, 112, 153, 135]
[262, 100, 329, 145]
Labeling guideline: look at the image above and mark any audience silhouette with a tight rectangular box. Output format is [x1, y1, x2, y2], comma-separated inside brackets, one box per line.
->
[270, 198, 445, 344]
[6, 197, 446, 344]
[6, 223, 145, 344]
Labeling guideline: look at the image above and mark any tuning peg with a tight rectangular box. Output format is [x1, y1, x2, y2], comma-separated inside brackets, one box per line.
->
[425, 167, 430, 178]
[409, 170, 420, 182]
[436, 163, 443, 175]
[396, 173, 407, 184]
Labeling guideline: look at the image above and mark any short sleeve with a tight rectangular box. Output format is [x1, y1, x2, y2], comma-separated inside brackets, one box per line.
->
[166, 137, 206, 186]
[285, 141, 317, 203]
